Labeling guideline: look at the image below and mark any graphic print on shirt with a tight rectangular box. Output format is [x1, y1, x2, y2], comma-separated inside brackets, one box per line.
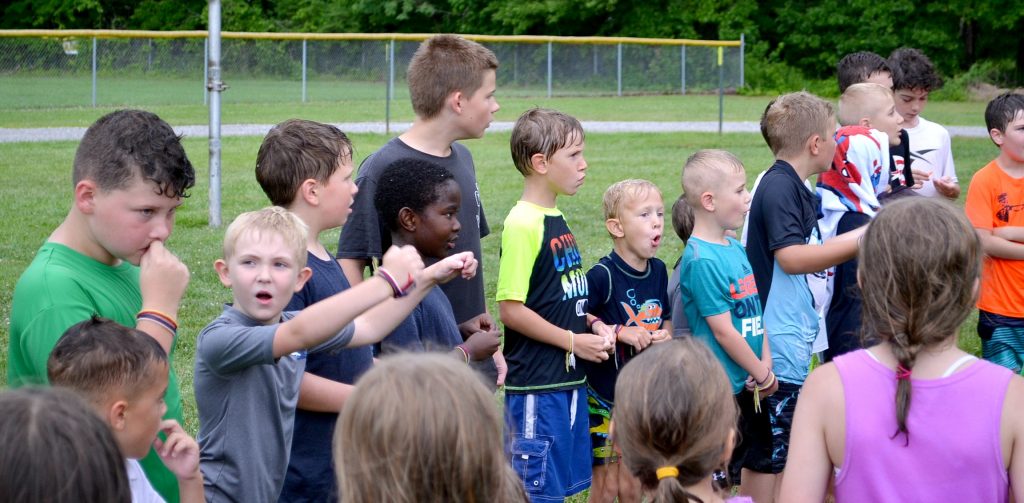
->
[997, 193, 1024, 223]
[552, 232, 588, 303]
[730, 271, 764, 339]
[619, 288, 664, 331]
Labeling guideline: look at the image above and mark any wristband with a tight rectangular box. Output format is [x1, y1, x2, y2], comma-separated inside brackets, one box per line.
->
[590, 317, 603, 331]
[456, 345, 470, 363]
[137, 310, 177, 337]
[375, 267, 415, 298]
[565, 330, 576, 372]
[756, 368, 772, 386]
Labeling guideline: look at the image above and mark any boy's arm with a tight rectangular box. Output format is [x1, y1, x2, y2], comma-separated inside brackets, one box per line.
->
[500, 300, 611, 362]
[705, 313, 770, 381]
[338, 258, 368, 286]
[273, 245, 422, 358]
[978, 229, 1024, 260]
[152, 419, 204, 503]
[348, 252, 477, 347]
[137, 240, 190, 355]
[297, 373, 355, 412]
[774, 225, 866, 275]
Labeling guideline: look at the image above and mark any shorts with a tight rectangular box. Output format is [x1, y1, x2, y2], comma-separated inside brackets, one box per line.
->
[728, 388, 774, 481]
[586, 387, 617, 465]
[978, 310, 1024, 373]
[506, 388, 592, 502]
[766, 380, 802, 474]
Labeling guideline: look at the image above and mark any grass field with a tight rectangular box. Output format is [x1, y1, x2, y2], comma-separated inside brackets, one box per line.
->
[0, 126, 996, 435]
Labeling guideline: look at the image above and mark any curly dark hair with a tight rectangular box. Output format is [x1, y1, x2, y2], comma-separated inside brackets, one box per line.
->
[374, 158, 455, 232]
[889, 47, 943, 92]
[73, 109, 195, 198]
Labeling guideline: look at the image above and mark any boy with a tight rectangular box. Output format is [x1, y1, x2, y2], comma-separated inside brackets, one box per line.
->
[8, 109, 193, 502]
[679, 149, 776, 501]
[195, 206, 475, 501]
[889, 47, 960, 199]
[498, 108, 615, 502]
[252, 119, 389, 502]
[746, 92, 865, 498]
[966, 92, 1024, 372]
[818, 83, 903, 362]
[667, 195, 693, 338]
[373, 159, 501, 360]
[48, 317, 204, 503]
[584, 179, 673, 503]
[837, 51, 918, 198]
[336, 34, 505, 386]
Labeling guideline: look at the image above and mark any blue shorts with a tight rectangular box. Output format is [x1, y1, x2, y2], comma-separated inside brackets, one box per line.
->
[506, 388, 592, 502]
[978, 310, 1024, 373]
[767, 380, 802, 474]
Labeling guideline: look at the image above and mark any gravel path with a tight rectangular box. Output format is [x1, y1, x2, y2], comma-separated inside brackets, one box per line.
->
[0, 121, 990, 144]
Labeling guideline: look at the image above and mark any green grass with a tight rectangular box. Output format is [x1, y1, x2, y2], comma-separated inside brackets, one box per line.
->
[0, 131, 997, 437]
[1, 89, 991, 129]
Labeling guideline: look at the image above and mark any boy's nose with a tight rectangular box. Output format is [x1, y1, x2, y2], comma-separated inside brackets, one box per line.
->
[453, 217, 462, 232]
[150, 218, 171, 241]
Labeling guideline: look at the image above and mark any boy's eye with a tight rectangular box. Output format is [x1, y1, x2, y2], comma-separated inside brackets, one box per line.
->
[274, 261, 290, 268]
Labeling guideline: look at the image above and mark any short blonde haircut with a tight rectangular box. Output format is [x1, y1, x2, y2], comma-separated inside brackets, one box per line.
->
[603, 179, 662, 220]
[222, 206, 308, 269]
[760, 91, 835, 157]
[510, 108, 584, 176]
[838, 82, 895, 126]
[681, 149, 745, 208]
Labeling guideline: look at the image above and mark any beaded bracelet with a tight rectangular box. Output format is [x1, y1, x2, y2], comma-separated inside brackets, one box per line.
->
[565, 330, 576, 372]
[456, 345, 470, 363]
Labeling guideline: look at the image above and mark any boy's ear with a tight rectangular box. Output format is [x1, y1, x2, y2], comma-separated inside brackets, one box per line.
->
[448, 90, 464, 115]
[398, 207, 418, 233]
[298, 178, 319, 206]
[699, 191, 715, 212]
[107, 400, 129, 431]
[990, 128, 1004, 146]
[858, 117, 872, 129]
[73, 180, 99, 214]
[605, 218, 625, 238]
[529, 153, 548, 175]
[808, 133, 825, 156]
[214, 259, 232, 287]
[294, 266, 313, 292]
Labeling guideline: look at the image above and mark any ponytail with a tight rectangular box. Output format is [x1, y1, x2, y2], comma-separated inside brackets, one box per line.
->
[651, 466, 705, 503]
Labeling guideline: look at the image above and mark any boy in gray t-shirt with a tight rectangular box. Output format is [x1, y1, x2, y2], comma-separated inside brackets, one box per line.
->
[195, 207, 476, 502]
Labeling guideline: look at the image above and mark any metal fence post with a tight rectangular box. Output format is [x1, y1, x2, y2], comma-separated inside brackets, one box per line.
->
[208, 0, 224, 227]
[203, 38, 208, 105]
[680, 45, 686, 95]
[546, 41, 552, 98]
[91, 37, 97, 107]
[717, 46, 724, 135]
[616, 43, 622, 97]
[740, 33, 746, 88]
[386, 39, 394, 134]
[301, 39, 307, 103]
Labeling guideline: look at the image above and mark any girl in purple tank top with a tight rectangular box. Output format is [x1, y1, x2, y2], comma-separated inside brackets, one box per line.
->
[780, 197, 1024, 502]
[613, 338, 754, 503]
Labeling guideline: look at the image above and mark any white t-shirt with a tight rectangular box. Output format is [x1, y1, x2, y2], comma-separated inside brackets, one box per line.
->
[127, 458, 165, 503]
[906, 116, 957, 198]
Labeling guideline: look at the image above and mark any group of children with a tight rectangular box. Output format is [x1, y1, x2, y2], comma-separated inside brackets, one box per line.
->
[5, 34, 1024, 503]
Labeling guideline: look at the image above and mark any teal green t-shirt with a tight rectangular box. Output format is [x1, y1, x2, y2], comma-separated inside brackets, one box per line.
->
[680, 237, 765, 393]
[9, 242, 183, 502]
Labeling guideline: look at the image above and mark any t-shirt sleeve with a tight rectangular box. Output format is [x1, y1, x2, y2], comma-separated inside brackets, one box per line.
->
[337, 162, 383, 261]
[197, 321, 277, 375]
[15, 303, 97, 384]
[763, 178, 811, 251]
[495, 208, 543, 303]
[684, 258, 732, 319]
[308, 321, 356, 354]
[479, 202, 490, 239]
[585, 262, 612, 316]
[965, 168, 994, 230]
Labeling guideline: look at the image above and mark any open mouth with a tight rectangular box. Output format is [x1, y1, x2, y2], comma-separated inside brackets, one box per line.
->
[652, 235, 662, 247]
[256, 291, 273, 303]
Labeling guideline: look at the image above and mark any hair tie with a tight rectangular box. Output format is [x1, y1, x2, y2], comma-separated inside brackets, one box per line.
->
[656, 466, 679, 480]
[895, 364, 912, 381]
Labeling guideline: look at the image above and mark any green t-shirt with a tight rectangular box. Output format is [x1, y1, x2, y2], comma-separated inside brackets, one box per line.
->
[680, 237, 765, 393]
[9, 242, 183, 502]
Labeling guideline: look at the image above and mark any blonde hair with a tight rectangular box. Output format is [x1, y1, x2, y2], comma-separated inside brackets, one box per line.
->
[407, 35, 498, 120]
[221, 206, 308, 269]
[760, 91, 835, 157]
[334, 353, 527, 503]
[838, 83, 895, 126]
[510, 108, 584, 176]
[859, 197, 980, 441]
[681, 149, 745, 208]
[614, 339, 737, 503]
[603, 179, 662, 220]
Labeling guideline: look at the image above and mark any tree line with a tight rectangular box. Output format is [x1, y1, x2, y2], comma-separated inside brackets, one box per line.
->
[4, 0, 1022, 92]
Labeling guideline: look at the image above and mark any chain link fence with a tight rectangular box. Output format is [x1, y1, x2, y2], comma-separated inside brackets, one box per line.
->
[0, 31, 743, 116]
